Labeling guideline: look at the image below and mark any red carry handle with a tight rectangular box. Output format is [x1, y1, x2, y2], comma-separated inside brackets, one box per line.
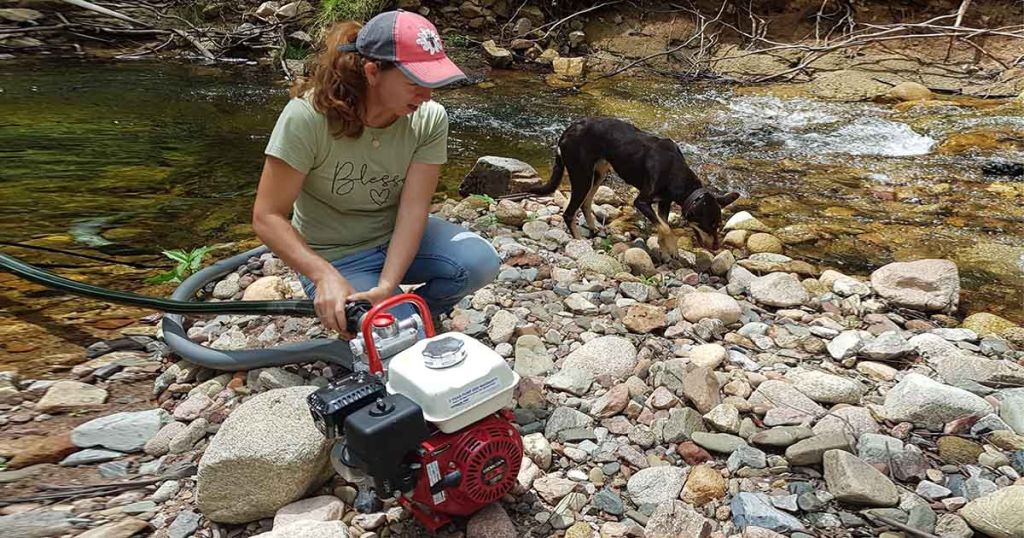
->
[360, 293, 436, 374]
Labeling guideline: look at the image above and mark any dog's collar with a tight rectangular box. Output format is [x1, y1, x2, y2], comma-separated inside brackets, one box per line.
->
[682, 188, 708, 213]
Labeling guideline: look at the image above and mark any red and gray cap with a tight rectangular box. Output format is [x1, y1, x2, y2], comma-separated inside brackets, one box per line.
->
[338, 10, 467, 89]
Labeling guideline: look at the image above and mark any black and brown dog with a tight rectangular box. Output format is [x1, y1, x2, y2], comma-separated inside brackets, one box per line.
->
[528, 116, 740, 255]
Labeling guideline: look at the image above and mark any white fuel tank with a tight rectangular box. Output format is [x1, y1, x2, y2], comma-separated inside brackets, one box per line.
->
[385, 332, 520, 433]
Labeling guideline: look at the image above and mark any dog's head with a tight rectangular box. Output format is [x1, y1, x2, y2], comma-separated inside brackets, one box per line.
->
[680, 188, 740, 251]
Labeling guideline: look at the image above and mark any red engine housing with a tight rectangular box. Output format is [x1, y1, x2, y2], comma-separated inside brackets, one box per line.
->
[400, 410, 523, 532]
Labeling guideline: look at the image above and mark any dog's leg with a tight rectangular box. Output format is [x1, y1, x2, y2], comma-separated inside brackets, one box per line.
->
[635, 198, 677, 257]
[563, 169, 594, 240]
[582, 160, 611, 234]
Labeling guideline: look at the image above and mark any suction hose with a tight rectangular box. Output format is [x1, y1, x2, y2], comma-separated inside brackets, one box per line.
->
[0, 249, 356, 372]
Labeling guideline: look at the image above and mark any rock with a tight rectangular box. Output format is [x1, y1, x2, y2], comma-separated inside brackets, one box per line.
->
[731, 492, 806, 532]
[466, 503, 516, 538]
[273, 496, 344, 528]
[481, 40, 513, 69]
[59, 448, 123, 467]
[513, 335, 553, 376]
[197, 386, 332, 524]
[252, 520, 349, 538]
[882, 373, 992, 429]
[959, 486, 1024, 538]
[522, 433, 552, 469]
[76, 517, 150, 538]
[823, 450, 899, 507]
[725, 211, 771, 232]
[35, 381, 107, 413]
[72, 409, 170, 453]
[821, 413, 877, 450]
[916, 481, 953, 501]
[828, 330, 869, 359]
[748, 380, 825, 424]
[1001, 389, 1024, 435]
[577, 252, 624, 276]
[870, 259, 960, 312]
[544, 367, 593, 396]
[747, 233, 783, 254]
[962, 312, 1018, 337]
[887, 82, 933, 102]
[690, 432, 747, 454]
[213, 279, 241, 299]
[533, 475, 577, 504]
[682, 464, 726, 506]
[145, 421, 188, 457]
[937, 436, 984, 465]
[678, 291, 742, 324]
[749, 273, 810, 308]
[860, 331, 913, 360]
[489, 310, 518, 343]
[806, 69, 891, 101]
[552, 57, 585, 77]
[3, 433, 77, 469]
[934, 514, 975, 538]
[627, 466, 688, 505]
[545, 406, 595, 441]
[645, 501, 712, 538]
[785, 368, 866, 404]
[785, 432, 854, 466]
[681, 367, 721, 414]
[592, 488, 624, 516]
[242, 276, 287, 301]
[0, 510, 73, 538]
[459, 156, 541, 197]
[622, 304, 666, 333]
[748, 426, 813, 447]
[622, 248, 656, 276]
[689, 344, 727, 369]
[705, 403, 741, 434]
[168, 510, 201, 538]
[495, 199, 527, 226]
[173, 392, 213, 421]
[727, 445, 767, 471]
[560, 336, 637, 380]
[591, 384, 630, 418]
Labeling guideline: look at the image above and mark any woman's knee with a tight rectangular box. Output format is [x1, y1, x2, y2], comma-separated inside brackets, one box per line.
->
[458, 235, 501, 291]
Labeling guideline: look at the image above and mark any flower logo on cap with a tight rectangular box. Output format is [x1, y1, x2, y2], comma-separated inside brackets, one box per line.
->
[415, 27, 443, 55]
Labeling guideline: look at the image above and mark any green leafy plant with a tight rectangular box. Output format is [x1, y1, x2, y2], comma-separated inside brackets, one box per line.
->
[471, 193, 497, 205]
[597, 237, 614, 252]
[145, 246, 215, 285]
[318, 0, 389, 26]
[442, 30, 470, 48]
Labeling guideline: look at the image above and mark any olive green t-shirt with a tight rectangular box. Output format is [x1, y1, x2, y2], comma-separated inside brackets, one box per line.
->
[265, 97, 448, 261]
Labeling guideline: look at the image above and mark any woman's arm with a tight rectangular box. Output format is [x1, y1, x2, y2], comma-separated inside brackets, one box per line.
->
[350, 161, 440, 303]
[252, 156, 355, 334]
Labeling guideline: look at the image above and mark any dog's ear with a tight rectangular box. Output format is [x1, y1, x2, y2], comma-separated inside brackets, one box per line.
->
[715, 191, 740, 207]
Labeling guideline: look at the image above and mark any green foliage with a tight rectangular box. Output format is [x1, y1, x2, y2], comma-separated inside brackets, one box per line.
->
[145, 246, 214, 285]
[597, 237, 614, 252]
[442, 30, 469, 48]
[283, 42, 311, 60]
[471, 193, 497, 205]
[318, 0, 390, 25]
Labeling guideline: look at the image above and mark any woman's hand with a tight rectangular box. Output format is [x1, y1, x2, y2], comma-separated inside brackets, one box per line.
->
[349, 284, 396, 307]
[312, 272, 357, 338]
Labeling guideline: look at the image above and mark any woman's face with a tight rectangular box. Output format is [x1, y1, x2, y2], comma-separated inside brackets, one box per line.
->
[366, 62, 433, 117]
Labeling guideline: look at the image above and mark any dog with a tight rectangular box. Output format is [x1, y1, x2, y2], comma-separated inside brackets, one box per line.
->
[528, 116, 740, 255]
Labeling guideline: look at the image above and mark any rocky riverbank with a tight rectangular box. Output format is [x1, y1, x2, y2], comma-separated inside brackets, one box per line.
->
[2, 185, 1024, 538]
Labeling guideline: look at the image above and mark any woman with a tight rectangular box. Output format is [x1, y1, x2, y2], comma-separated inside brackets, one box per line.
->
[253, 10, 500, 337]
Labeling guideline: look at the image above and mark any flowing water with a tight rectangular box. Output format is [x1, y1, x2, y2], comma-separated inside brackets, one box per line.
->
[2, 59, 1023, 374]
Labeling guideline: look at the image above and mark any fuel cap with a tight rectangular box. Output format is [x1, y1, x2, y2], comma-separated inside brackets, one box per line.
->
[421, 336, 466, 369]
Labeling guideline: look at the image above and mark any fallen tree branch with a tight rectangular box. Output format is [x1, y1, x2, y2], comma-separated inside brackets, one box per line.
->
[59, 0, 148, 27]
[171, 28, 215, 60]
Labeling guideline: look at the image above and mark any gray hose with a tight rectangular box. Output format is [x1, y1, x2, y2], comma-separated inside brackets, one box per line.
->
[160, 246, 356, 372]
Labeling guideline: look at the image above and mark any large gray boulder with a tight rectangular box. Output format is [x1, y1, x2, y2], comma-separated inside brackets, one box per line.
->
[458, 156, 543, 198]
[959, 486, 1024, 538]
[870, 259, 959, 312]
[197, 386, 333, 524]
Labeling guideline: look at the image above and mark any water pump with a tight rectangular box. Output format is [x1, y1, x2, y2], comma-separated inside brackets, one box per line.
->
[307, 294, 523, 532]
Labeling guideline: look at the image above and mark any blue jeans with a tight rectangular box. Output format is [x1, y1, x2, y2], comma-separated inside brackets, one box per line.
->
[299, 216, 501, 322]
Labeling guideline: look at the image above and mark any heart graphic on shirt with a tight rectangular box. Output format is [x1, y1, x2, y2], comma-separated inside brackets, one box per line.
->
[369, 188, 390, 206]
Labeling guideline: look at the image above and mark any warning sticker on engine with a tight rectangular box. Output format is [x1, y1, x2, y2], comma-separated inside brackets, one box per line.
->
[427, 461, 445, 505]
[447, 376, 500, 409]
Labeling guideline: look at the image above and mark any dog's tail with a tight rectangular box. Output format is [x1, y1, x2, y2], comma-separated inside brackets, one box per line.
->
[527, 148, 565, 196]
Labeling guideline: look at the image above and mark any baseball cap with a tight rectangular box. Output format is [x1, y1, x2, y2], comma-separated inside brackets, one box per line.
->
[337, 10, 467, 89]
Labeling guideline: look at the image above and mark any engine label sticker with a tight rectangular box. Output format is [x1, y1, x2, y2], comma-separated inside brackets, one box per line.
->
[427, 460, 446, 504]
[447, 376, 500, 410]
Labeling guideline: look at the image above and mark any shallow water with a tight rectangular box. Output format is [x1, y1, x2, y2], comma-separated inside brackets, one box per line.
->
[1, 59, 1022, 373]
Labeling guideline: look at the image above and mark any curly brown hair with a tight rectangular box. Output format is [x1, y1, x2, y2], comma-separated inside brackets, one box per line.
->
[290, 21, 395, 139]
